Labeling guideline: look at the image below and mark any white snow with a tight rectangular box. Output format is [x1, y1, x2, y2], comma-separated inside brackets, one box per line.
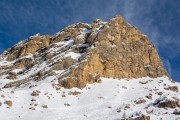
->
[0, 60, 13, 66]
[65, 39, 74, 47]
[30, 33, 40, 38]
[55, 39, 74, 47]
[64, 52, 81, 60]
[77, 44, 89, 48]
[0, 76, 179, 120]
[144, 65, 151, 68]
[22, 54, 33, 59]
[111, 45, 116, 48]
[0, 79, 13, 88]
[11, 69, 24, 73]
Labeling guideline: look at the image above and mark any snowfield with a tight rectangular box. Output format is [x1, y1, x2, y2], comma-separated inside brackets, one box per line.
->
[0, 16, 179, 120]
[0, 76, 180, 120]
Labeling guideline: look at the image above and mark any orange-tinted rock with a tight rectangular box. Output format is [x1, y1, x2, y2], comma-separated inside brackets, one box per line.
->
[58, 16, 168, 88]
[0, 15, 169, 89]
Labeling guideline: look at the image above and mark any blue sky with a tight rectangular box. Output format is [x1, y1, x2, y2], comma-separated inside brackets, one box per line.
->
[0, 0, 179, 82]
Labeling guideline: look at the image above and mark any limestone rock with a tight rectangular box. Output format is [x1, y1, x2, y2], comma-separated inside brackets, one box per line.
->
[173, 109, 180, 115]
[53, 57, 76, 70]
[134, 98, 146, 104]
[0, 15, 169, 89]
[58, 15, 168, 88]
[157, 100, 180, 108]
[7, 34, 50, 61]
[153, 95, 180, 108]
[4, 100, 13, 107]
[164, 86, 179, 92]
[51, 23, 91, 44]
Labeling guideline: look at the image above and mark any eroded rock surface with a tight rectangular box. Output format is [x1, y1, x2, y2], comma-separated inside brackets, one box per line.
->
[57, 16, 168, 88]
[0, 15, 168, 88]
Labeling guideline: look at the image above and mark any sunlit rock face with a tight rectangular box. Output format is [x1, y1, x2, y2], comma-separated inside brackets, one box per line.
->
[58, 16, 168, 88]
[0, 15, 168, 89]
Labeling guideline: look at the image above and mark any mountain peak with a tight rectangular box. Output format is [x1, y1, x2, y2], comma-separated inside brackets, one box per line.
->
[0, 15, 168, 89]
[0, 15, 179, 120]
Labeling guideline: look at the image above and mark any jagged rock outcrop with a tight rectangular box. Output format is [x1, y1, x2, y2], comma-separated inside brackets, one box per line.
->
[0, 15, 168, 89]
[58, 16, 168, 88]
[7, 34, 51, 61]
[153, 96, 180, 108]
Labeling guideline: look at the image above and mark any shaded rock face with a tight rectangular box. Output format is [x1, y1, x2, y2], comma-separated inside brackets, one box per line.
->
[173, 109, 180, 115]
[153, 96, 180, 108]
[157, 99, 180, 108]
[164, 86, 179, 92]
[0, 15, 168, 89]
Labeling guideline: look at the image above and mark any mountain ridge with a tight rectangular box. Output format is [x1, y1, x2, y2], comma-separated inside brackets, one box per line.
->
[0, 15, 179, 120]
[0, 15, 168, 89]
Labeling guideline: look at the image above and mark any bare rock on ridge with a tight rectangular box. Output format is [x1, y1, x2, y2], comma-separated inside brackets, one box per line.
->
[0, 15, 168, 89]
[59, 15, 168, 88]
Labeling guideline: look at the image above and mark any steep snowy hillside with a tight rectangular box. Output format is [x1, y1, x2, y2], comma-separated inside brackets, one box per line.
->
[0, 76, 180, 120]
[0, 15, 179, 120]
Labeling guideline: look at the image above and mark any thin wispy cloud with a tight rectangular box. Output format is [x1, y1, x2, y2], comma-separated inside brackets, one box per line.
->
[163, 59, 172, 77]
[120, 0, 180, 79]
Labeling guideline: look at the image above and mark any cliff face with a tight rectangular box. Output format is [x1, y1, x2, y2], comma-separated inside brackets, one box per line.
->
[60, 16, 167, 88]
[0, 15, 168, 88]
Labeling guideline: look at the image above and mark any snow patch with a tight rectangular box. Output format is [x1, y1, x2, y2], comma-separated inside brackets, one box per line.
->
[64, 52, 81, 60]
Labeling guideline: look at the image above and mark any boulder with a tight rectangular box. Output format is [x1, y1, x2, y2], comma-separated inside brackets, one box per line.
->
[164, 86, 179, 92]
[4, 100, 13, 107]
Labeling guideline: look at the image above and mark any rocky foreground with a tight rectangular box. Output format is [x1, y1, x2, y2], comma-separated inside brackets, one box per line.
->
[0, 15, 179, 120]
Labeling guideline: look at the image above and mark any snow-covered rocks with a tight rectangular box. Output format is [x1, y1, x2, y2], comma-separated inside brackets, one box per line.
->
[0, 15, 178, 120]
[153, 95, 180, 108]
[0, 15, 169, 89]
[0, 77, 179, 120]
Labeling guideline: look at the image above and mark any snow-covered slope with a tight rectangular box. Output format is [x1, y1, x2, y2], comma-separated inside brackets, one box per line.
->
[0, 16, 179, 120]
[0, 76, 180, 120]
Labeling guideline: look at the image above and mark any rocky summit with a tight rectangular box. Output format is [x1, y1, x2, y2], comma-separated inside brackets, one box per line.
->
[0, 16, 179, 120]
[0, 15, 167, 88]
